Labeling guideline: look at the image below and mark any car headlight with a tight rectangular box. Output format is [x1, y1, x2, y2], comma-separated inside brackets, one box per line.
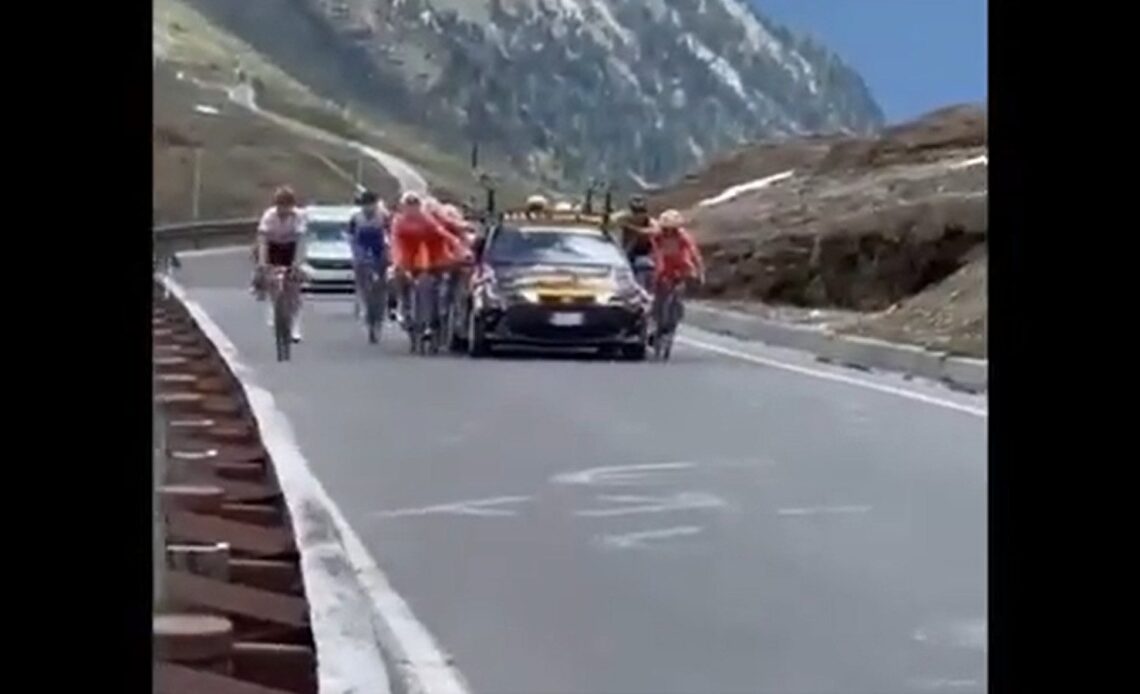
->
[478, 280, 508, 309]
[610, 269, 649, 306]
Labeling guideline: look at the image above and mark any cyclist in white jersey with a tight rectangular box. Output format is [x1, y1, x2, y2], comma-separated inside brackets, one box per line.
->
[255, 186, 307, 342]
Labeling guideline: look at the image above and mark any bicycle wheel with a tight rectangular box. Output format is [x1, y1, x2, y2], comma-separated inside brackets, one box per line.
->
[274, 287, 291, 361]
[364, 271, 382, 345]
[661, 330, 675, 361]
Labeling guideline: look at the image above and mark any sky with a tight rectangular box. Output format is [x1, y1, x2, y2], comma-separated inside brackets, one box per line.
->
[753, 0, 987, 123]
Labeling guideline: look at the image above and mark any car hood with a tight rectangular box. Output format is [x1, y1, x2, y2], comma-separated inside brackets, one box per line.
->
[493, 263, 617, 289]
[304, 241, 353, 261]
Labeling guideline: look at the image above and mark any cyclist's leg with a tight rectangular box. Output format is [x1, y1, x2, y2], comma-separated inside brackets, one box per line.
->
[352, 259, 369, 321]
[674, 278, 689, 325]
[374, 256, 389, 327]
[651, 276, 668, 330]
[289, 266, 304, 340]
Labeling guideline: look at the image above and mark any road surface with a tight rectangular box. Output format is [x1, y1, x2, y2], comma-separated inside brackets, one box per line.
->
[176, 250, 986, 694]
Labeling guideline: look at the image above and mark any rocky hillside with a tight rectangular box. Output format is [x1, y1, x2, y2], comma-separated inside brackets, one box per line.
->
[649, 104, 988, 356]
[177, 0, 883, 188]
[153, 63, 398, 223]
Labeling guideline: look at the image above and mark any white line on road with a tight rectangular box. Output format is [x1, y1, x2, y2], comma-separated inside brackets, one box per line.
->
[677, 335, 988, 419]
[160, 275, 470, 694]
[776, 505, 872, 517]
[909, 678, 982, 691]
[575, 492, 727, 518]
[370, 496, 531, 518]
[551, 462, 697, 486]
[598, 525, 704, 550]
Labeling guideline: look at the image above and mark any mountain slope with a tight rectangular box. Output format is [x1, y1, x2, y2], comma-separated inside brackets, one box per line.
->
[648, 104, 987, 356]
[179, 0, 883, 188]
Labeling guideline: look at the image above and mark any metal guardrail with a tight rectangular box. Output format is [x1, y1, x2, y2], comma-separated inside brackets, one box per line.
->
[153, 218, 258, 252]
[153, 395, 167, 611]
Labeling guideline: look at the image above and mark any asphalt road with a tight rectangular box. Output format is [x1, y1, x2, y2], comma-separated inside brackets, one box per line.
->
[176, 250, 987, 694]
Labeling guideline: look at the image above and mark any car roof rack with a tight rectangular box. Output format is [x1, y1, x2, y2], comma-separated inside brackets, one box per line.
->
[500, 210, 607, 226]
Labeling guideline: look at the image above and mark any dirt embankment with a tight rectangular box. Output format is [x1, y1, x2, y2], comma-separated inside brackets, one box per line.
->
[153, 62, 399, 224]
[650, 105, 988, 356]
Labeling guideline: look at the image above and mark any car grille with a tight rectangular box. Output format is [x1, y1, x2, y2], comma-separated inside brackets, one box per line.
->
[537, 294, 596, 306]
[501, 305, 639, 341]
[307, 257, 353, 270]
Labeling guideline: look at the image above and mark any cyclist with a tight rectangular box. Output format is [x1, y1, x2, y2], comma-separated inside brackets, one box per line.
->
[614, 194, 656, 288]
[255, 186, 307, 342]
[390, 191, 467, 332]
[347, 190, 390, 324]
[649, 209, 705, 331]
[430, 202, 476, 324]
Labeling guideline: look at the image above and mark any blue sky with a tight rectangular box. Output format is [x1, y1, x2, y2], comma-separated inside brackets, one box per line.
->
[753, 0, 987, 123]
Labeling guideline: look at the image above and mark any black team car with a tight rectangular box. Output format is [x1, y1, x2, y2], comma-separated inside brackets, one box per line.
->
[449, 211, 651, 359]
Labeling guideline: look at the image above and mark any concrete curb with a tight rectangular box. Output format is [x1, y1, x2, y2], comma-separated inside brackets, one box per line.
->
[158, 273, 471, 694]
[686, 302, 987, 393]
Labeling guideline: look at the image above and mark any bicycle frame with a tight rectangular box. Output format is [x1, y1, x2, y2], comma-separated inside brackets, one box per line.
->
[268, 267, 300, 361]
[654, 278, 685, 327]
[406, 270, 442, 353]
[358, 256, 388, 344]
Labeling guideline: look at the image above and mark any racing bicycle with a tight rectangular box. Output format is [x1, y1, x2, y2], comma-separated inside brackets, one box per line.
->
[267, 266, 301, 362]
[652, 276, 689, 361]
[405, 270, 443, 355]
[632, 254, 655, 293]
[356, 254, 388, 345]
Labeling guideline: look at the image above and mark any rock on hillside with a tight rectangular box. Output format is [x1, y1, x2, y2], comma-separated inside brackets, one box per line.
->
[178, 0, 884, 188]
[652, 105, 987, 315]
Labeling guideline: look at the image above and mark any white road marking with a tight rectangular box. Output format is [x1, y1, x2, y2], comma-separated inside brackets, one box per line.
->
[677, 335, 988, 418]
[370, 496, 531, 519]
[161, 275, 470, 694]
[776, 505, 872, 517]
[912, 618, 987, 651]
[598, 525, 704, 550]
[575, 492, 726, 518]
[909, 678, 982, 690]
[551, 462, 696, 487]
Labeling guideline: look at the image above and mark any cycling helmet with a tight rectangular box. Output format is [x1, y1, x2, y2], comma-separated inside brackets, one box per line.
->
[628, 194, 648, 213]
[273, 186, 297, 206]
[526, 194, 549, 213]
[658, 209, 684, 229]
[440, 203, 463, 221]
[400, 191, 422, 207]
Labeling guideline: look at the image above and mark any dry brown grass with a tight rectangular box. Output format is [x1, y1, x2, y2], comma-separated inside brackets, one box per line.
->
[153, 65, 399, 223]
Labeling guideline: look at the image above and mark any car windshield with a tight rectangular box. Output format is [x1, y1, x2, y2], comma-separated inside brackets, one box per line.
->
[307, 221, 347, 242]
[486, 227, 625, 266]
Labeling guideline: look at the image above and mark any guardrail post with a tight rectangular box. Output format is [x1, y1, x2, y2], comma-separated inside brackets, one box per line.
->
[153, 387, 168, 612]
[191, 148, 203, 220]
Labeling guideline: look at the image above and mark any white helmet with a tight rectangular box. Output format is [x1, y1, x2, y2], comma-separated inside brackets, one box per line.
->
[658, 209, 685, 229]
[436, 202, 457, 218]
[525, 194, 549, 212]
[400, 191, 422, 207]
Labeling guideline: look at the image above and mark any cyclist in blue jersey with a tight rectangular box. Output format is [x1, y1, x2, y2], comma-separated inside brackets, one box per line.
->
[347, 190, 390, 323]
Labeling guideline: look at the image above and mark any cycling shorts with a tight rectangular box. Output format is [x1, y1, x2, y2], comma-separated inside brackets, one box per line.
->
[266, 240, 298, 267]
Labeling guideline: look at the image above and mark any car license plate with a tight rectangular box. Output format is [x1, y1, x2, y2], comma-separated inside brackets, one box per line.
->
[550, 312, 584, 326]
